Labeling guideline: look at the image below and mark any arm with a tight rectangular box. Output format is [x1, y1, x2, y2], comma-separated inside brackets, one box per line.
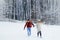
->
[32, 22, 34, 27]
[24, 22, 27, 29]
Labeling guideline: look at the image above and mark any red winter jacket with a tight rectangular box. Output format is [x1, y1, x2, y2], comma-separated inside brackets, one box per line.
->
[24, 21, 34, 28]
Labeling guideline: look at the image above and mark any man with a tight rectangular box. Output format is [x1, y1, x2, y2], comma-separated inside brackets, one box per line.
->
[24, 19, 34, 36]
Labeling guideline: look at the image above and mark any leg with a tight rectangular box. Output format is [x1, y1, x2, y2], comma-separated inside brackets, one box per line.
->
[28, 28, 31, 36]
[39, 31, 42, 37]
[27, 28, 31, 36]
[37, 31, 39, 37]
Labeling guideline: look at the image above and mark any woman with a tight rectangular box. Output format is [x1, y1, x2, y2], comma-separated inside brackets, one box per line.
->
[36, 19, 43, 38]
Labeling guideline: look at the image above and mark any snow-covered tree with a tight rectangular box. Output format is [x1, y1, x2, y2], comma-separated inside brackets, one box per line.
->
[2, 0, 60, 25]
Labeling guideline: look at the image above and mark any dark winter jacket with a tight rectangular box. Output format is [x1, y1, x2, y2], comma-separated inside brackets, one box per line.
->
[24, 21, 34, 28]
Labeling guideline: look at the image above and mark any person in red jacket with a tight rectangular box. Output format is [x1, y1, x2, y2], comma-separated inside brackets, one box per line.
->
[24, 19, 34, 36]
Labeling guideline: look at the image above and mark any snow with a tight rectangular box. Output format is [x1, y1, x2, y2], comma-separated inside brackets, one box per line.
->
[0, 21, 60, 40]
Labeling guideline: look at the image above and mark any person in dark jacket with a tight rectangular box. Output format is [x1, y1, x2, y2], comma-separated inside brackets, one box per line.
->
[24, 19, 34, 36]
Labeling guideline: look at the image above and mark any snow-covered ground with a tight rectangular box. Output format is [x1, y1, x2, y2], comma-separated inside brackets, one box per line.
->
[0, 21, 60, 40]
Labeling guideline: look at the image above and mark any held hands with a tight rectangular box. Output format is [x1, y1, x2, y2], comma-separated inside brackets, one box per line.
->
[24, 27, 25, 30]
[33, 25, 34, 27]
[33, 24, 35, 27]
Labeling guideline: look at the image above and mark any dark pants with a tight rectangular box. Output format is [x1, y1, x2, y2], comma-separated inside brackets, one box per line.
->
[37, 31, 42, 37]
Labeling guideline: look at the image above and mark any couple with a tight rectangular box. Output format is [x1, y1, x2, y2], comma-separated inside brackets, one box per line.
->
[24, 19, 43, 37]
